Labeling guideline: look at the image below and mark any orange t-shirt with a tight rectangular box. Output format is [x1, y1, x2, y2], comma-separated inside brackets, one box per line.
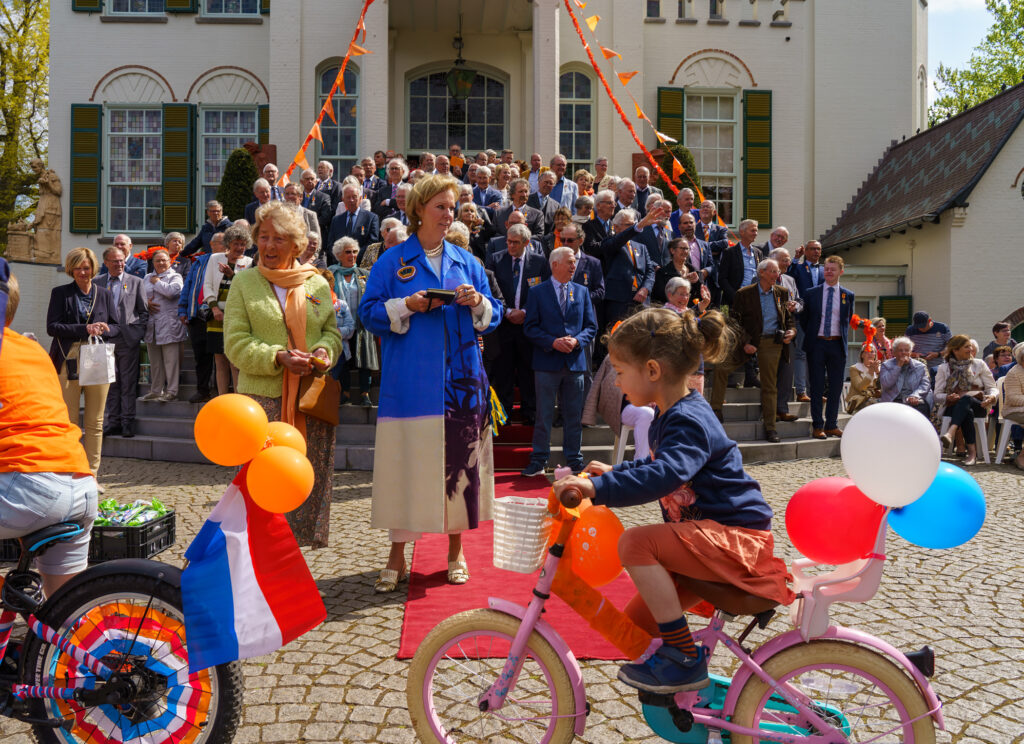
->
[0, 329, 91, 475]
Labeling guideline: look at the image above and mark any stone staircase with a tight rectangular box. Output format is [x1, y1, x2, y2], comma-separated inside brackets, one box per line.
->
[103, 349, 846, 470]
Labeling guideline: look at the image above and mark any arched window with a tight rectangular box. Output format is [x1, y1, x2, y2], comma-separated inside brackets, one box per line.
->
[408, 71, 506, 152]
[559, 71, 594, 174]
[317, 65, 359, 178]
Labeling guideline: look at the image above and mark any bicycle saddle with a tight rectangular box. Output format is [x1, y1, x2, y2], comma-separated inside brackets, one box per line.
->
[686, 577, 778, 617]
[19, 522, 85, 556]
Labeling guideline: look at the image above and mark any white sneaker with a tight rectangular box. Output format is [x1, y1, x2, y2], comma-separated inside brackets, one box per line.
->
[139, 391, 161, 401]
[159, 392, 177, 402]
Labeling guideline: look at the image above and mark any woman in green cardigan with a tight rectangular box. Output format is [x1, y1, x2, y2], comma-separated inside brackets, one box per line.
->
[225, 201, 343, 548]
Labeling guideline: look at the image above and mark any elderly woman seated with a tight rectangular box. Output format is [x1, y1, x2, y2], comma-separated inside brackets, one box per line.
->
[846, 344, 881, 413]
[934, 334, 997, 466]
[879, 336, 932, 417]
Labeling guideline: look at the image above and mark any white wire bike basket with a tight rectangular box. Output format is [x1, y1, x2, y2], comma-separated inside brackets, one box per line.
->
[492, 496, 553, 573]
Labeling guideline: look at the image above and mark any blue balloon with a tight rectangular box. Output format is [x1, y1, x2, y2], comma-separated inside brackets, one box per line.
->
[888, 463, 986, 549]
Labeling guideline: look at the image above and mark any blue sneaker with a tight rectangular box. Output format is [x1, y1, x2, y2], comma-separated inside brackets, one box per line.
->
[521, 462, 546, 477]
[617, 645, 709, 693]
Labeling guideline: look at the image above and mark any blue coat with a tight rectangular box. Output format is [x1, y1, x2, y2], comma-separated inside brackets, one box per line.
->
[178, 254, 211, 320]
[473, 186, 503, 207]
[800, 284, 855, 351]
[523, 280, 597, 373]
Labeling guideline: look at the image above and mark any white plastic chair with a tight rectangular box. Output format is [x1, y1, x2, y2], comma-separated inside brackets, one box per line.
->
[939, 414, 990, 464]
[993, 377, 1016, 464]
[613, 425, 634, 465]
[839, 380, 850, 411]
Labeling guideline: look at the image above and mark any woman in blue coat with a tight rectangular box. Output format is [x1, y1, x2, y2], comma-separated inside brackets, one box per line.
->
[359, 175, 502, 592]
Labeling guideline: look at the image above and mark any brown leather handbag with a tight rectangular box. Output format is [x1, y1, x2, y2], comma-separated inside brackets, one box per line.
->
[277, 295, 342, 426]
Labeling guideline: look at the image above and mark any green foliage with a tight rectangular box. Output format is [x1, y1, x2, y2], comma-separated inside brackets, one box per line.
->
[216, 148, 259, 221]
[929, 0, 1024, 124]
[649, 142, 702, 200]
[0, 0, 49, 252]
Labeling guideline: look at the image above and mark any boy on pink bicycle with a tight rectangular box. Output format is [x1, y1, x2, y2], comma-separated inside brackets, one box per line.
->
[555, 307, 794, 694]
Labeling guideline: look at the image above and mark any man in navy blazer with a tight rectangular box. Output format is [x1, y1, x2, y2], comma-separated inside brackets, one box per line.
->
[527, 172, 560, 234]
[326, 182, 381, 265]
[800, 255, 854, 438]
[600, 206, 663, 327]
[243, 178, 274, 224]
[489, 179, 545, 238]
[668, 188, 701, 237]
[473, 166, 503, 207]
[521, 247, 598, 476]
[787, 239, 825, 401]
[486, 226, 552, 425]
[634, 198, 672, 268]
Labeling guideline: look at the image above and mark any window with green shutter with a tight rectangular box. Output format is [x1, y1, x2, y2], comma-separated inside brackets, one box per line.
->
[260, 0, 269, 13]
[72, 0, 103, 11]
[878, 296, 913, 337]
[165, 0, 199, 12]
[742, 89, 772, 227]
[70, 104, 103, 234]
[257, 104, 270, 145]
[656, 87, 685, 144]
[162, 103, 197, 233]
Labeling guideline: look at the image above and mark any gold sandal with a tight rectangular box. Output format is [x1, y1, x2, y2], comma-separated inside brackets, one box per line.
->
[447, 560, 470, 585]
[374, 564, 408, 593]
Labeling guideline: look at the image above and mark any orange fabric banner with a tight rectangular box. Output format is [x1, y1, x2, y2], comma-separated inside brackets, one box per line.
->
[617, 71, 638, 86]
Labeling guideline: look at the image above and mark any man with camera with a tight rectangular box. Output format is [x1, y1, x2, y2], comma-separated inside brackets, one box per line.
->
[710, 258, 795, 442]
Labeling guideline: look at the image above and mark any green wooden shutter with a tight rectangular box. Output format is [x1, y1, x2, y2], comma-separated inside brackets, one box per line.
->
[743, 89, 772, 228]
[72, 0, 103, 11]
[165, 0, 199, 11]
[257, 104, 270, 145]
[260, 0, 269, 14]
[162, 103, 197, 233]
[70, 104, 103, 234]
[878, 296, 913, 338]
[656, 87, 685, 144]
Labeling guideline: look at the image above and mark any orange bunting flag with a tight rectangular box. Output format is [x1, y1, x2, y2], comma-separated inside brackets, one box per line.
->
[633, 100, 649, 122]
[655, 129, 678, 144]
[278, 174, 290, 187]
[357, 17, 366, 43]
[322, 99, 337, 125]
[617, 71, 638, 86]
[310, 122, 323, 143]
[294, 151, 310, 172]
[585, 14, 600, 32]
[573, 0, 587, 7]
[672, 158, 685, 181]
[348, 42, 371, 56]
[600, 46, 621, 60]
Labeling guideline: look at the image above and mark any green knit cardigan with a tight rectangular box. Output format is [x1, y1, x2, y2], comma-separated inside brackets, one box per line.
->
[224, 268, 344, 399]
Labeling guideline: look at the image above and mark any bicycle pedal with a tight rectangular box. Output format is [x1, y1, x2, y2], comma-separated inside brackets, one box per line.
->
[637, 691, 677, 708]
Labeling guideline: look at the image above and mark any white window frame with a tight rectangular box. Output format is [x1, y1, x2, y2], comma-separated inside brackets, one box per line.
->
[558, 69, 596, 176]
[314, 62, 360, 180]
[684, 91, 739, 227]
[199, 106, 259, 216]
[104, 105, 163, 237]
[406, 66, 509, 154]
[201, 0, 260, 18]
[106, 0, 164, 15]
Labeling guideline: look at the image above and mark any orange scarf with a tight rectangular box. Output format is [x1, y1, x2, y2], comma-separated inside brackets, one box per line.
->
[258, 261, 320, 435]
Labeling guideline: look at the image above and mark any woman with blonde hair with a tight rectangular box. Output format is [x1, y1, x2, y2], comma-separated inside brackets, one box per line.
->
[359, 175, 501, 591]
[46, 247, 121, 478]
[846, 344, 881, 413]
[934, 334, 997, 466]
[225, 201, 343, 547]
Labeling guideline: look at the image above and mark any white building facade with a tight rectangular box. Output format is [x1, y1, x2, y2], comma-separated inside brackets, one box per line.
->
[21, 0, 927, 343]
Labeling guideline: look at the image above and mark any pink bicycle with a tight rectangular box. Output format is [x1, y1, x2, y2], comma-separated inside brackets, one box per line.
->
[407, 494, 944, 743]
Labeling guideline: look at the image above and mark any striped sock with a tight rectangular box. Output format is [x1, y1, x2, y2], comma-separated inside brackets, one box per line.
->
[658, 615, 698, 658]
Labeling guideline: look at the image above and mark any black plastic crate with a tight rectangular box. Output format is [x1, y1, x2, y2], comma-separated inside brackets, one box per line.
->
[88, 511, 176, 563]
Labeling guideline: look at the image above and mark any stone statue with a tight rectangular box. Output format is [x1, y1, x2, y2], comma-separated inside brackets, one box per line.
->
[29, 158, 62, 264]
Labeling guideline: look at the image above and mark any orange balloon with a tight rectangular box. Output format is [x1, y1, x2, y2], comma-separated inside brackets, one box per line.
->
[266, 421, 307, 456]
[566, 506, 624, 587]
[246, 446, 315, 513]
[194, 394, 269, 466]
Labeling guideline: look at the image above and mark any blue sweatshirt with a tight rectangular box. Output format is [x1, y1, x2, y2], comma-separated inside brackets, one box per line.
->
[592, 390, 773, 530]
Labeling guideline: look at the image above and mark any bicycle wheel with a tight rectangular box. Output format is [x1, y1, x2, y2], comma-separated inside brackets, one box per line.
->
[22, 572, 243, 744]
[407, 608, 578, 744]
[731, 640, 936, 744]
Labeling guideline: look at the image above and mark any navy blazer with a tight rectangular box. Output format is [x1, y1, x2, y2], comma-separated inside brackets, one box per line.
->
[718, 243, 763, 305]
[473, 186, 503, 208]
[582, 217, 611, 258]
[669, 208, 702, 238]
[182, 217, 232, 258]
[800, 283, 855, 351]
[490, 203, 545, 239]
[572, 252, 605, 305]
[523, 279, 597, 373]
[486, 249, 551, 312]
[326, 208, 381, 259]
[526, 192, 559, 234]
[46, 282, 122, 373]
[598, 226, 656, 303]
[788, 260, 825, 297]
[94, 273, 148, 347]
[691, 219, 730, 259]
[635, 224, 671, 268]
[485, 235, 545, 263]
[301, 189, 335, 238]
[243, 199, 272, 225]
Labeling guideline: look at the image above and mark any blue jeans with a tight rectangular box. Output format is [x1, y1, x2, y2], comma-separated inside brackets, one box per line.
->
[0, 472, 97, 574]
[530, 369, 585, 471]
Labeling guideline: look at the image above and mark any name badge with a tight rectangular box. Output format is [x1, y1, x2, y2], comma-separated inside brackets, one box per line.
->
[527, 276, 541, 287]
[397, 265, 416, 282]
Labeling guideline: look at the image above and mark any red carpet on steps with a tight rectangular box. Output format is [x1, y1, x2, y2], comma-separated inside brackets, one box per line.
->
[493, 422, 534, 470]
[397, 473, 640, 660]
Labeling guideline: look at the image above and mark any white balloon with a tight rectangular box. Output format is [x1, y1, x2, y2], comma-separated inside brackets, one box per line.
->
[840, 403, 940, 507]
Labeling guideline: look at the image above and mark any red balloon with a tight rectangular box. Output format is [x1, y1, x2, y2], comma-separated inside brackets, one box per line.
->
[785, 477, 885, 564]
[566, 506, 625, 586]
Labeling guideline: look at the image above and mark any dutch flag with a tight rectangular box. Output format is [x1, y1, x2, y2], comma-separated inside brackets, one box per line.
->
[181, 466, 326, 674]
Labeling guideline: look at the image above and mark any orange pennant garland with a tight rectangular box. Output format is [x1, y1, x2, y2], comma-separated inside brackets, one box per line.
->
[617, 70, 638, 86]
[294, 151, 310, 172]
[348, 42, 371, 56]
[585, 14, 600, 32]
[310, 122, 323, 143]
[600, 46, 621, 60]
[672, 158, 685, 181]
[655, 129, 678, 144]
[322, 100, 337, 125]
[573, 0, 587, 7]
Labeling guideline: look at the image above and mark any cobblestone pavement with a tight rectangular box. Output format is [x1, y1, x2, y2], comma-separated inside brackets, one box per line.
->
[5, 456, 1023, 743]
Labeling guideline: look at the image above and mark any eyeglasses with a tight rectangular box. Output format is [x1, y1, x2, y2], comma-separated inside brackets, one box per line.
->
[561, 236, 579, 243]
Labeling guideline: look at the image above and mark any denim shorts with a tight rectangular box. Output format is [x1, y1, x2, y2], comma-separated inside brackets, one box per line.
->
[0, 471, 97, 574]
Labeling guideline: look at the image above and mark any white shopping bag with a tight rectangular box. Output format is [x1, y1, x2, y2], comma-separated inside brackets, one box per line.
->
[79, 336, 117, 386]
